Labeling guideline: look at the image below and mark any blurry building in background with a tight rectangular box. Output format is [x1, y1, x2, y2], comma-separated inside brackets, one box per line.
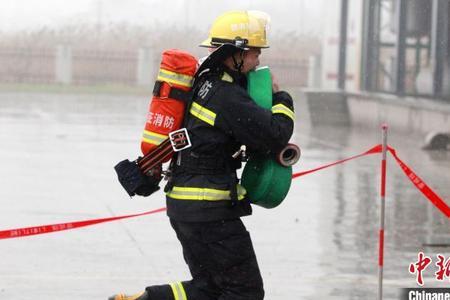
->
[306, 0, 450, 137]
[320, 0, 450, 99]
[363, 0, 448, 98]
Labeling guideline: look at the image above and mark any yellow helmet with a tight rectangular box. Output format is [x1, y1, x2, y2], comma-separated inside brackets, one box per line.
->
[200, 10, 270, 49]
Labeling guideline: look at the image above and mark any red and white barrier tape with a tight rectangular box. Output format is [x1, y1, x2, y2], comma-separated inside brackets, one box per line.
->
[1, 144, 448, 240]
[292, 144, 450, 219]
[387, 146, 450, 218]
[0, 207, 166, 240]
[292, 144, 382, 178]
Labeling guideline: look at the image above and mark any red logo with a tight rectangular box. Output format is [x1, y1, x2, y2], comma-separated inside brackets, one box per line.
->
[409, 252, 450, 286]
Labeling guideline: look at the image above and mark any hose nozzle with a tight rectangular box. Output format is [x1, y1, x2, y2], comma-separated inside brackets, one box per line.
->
[277, 143, 301, 167]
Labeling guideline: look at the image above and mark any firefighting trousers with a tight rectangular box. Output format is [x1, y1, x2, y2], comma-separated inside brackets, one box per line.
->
[145, 218, 264, 300]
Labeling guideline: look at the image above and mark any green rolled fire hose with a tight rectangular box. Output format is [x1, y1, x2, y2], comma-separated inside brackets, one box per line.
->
[242, 66, 293, 209]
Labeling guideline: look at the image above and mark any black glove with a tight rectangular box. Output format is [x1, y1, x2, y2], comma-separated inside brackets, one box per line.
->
[273, 91, 294, 111]
[114, 159, 162, 197]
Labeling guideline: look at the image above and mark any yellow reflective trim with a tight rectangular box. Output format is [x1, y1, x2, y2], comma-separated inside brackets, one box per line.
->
[157, 69, 193, 87]
[141, 137, 161, 146]
[169, 282, 187, 300]
[189, 102, 216, 126]
[142, 130, 168, 146]
[143, 130, 167, 139]
[167, 185, 246, 201]
[177, 282, 187, 300]
[272, 104, 295, 121]
[236, 184, 246, 198]
[170, 283, 180, 300]
[221, 72, 233, 83]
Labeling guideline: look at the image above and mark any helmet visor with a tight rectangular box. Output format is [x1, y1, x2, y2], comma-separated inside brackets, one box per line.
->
[247, 10, 270, 48]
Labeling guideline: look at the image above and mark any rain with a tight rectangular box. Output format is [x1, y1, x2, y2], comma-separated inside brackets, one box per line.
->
[0, 1, 449, 300]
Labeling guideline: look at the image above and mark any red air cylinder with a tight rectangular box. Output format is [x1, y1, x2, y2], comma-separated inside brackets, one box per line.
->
[141, 49, 197, 159]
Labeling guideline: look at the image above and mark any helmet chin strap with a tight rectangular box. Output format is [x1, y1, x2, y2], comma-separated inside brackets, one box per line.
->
[231, 50, 245, 73]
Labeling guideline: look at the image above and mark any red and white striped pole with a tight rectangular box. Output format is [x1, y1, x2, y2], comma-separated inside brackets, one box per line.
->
[378, 124, 388, 300]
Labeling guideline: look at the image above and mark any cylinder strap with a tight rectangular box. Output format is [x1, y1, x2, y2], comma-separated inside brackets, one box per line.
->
[153, 80, 192, 103]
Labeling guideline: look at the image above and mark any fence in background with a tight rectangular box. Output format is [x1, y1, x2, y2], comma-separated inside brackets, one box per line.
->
[0, 46, 309, 87]
[0, 47, 55, 84]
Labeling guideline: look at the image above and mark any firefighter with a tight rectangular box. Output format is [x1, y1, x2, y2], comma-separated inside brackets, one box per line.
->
[109, 10, 294, 300]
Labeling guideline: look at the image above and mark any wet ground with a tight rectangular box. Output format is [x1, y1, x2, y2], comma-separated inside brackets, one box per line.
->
[0, 91, 449, 300]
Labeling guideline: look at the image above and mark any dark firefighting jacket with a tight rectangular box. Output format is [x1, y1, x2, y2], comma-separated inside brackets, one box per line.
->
[165, 65, 295, 222]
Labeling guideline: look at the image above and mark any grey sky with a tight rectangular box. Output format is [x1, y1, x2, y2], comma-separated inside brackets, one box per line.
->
[0, 0, 324, 35]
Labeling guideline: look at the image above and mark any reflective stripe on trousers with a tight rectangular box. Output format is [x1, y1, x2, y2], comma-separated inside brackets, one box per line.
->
[170, 282, 187, 300]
